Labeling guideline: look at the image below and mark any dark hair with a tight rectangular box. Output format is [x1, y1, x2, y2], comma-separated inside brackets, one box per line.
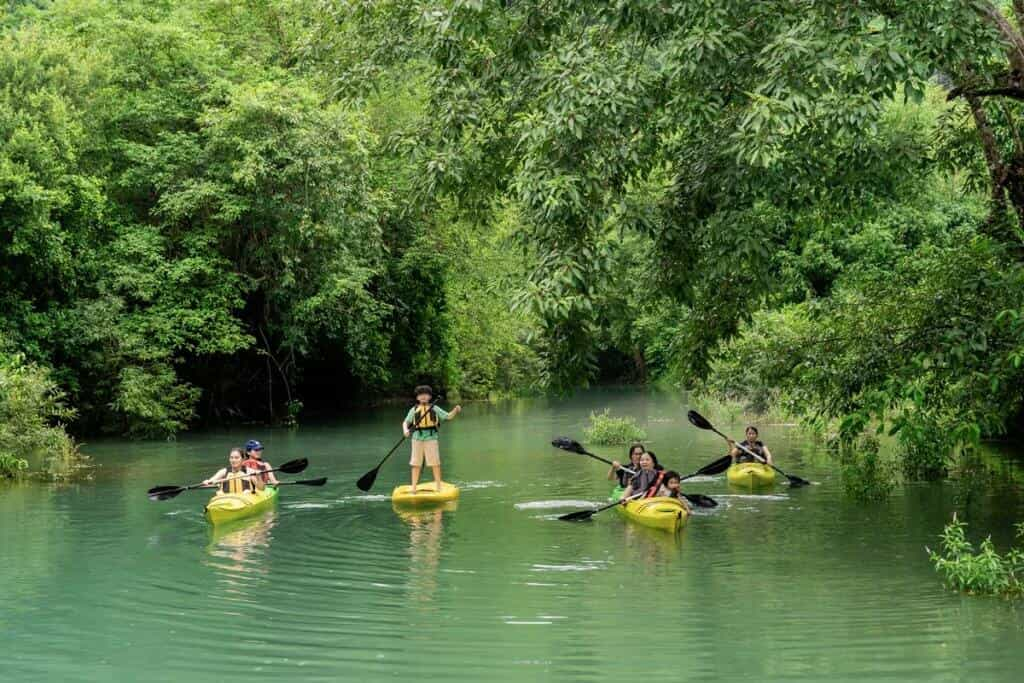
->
[628, 443, 645, 458]
[746, 425, 759, 436]
[414, 385, 433, 397]
[644, 450, 661, 470]
[664, 470, 681, 482]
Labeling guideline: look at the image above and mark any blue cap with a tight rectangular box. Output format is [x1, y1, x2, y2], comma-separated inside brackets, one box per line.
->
[245, 439, 263, 452]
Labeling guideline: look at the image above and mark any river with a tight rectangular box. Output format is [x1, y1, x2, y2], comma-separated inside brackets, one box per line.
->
[3, 388, 1024, 681]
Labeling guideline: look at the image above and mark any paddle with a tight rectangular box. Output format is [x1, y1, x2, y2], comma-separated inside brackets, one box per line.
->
[356, 399, 438, 492]
[274, 477, 328, 487]
[550, 438, 728, 508]
[686, 410, 811, 487]
[558, 490, 646, 522]
[147, 458, 309, 501]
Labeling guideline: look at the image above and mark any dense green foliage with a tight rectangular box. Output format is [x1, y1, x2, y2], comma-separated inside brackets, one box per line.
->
[930, 515, 1024, 596]
[0, 349, 77, 477]
[7, 0, 1024, 485]
[583, 409, 647, 446]
[0, 0, 538, 440]
[324, 0, 1024, 477]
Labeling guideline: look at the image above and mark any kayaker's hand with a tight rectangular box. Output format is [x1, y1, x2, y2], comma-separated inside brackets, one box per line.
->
[611, 460, 621, 470]
[452, 405, 462, 416]
[403, 428, 411, 437]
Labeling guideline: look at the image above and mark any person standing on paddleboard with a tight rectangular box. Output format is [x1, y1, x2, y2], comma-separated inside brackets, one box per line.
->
[243, 439, 279, 489]
[403, 385, 461, 495]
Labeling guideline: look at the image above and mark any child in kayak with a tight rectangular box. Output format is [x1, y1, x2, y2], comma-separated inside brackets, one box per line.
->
[203, 447, 257, 494]
[243, 439, 279, 489]
[657, 470, 692, 512]
[621, 452, 664, 500]
[402, 385, 462, 494]
[728, 426, 773, 465]
[608, 443, 644, 488]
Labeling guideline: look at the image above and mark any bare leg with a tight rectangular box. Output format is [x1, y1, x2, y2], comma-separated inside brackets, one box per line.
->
[411, 465, 422, 493]
[430, 464, 442, 490]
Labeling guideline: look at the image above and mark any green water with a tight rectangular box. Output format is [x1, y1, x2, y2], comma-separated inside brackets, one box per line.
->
[4, 389, 1024, 682]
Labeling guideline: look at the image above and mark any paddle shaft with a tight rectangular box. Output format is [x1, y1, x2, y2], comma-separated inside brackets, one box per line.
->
[718, 430, 808, 485]
[576, 448, 714, 482]
[568, 448, 717, 508]
[205, 461, 296, 487]
[570, 490, 646, 519]
[371, 400, 438, 471]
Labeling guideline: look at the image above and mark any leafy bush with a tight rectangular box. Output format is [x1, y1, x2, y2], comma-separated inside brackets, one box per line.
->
[583, 409, 647, 446]
[0, 352, 79, 478]
[836, 434, 897, 502]
[928, 515, 1024, 596]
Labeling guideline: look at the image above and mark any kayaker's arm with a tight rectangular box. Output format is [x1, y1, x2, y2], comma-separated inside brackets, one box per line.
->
[762, 446, 774, 465]
[262, 461, 280, 485]
[202, 468, 228, 486]
[727, 439, 740, 462]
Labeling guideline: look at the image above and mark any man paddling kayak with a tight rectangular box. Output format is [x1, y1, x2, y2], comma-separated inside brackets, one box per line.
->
[402, 385, 461, 495]
[243, 439, 279, 489]
[728, 426, 773, 465]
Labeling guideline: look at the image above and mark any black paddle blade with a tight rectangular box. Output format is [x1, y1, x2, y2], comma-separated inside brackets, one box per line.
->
[687, 410, 713, 430]
[147, 485, 180, 496]
[786, 473, 812, 488]
[697, 455, 733, 477]
[684, 493, 718, 508]
[356, 467, 379, 492]
[296, 477, 328, 486]
[558, 509, 596, 522]
[551, 437, 585, 454]
[148, 487, 185, 502]
[277, 458, 308, 474]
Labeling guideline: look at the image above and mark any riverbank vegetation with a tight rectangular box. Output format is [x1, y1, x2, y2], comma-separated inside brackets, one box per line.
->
[929, 515, 1024, 597]
[4, 0, 1024, 492]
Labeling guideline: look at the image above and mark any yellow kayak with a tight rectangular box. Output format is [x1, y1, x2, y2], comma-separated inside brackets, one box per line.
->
[727, 462, 776, 488]
[615, 492, 688, 533]
[391, 481, 460, 505]
[204, 486, 278, 525]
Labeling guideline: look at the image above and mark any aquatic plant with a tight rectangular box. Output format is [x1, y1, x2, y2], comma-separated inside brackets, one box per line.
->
[928, 514, 1024, 597]
[837, 434, 897, 502]
[583, 410, 647, 446]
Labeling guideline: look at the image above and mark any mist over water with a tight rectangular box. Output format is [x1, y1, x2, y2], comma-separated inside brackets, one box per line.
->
[4, 388, 1024, 681]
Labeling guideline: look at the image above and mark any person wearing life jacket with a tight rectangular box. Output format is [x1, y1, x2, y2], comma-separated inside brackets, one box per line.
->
[203, 447, 257, 494]
[728, 426, 774, 465]
[402, 385, 462, 495]
[656, 470, 692, 512]
[243, 439, 278, 489]
[608, 443, 644, 488]
[620, 452, 664, 501]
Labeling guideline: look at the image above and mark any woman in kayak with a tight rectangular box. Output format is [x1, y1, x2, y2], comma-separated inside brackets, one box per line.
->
[608, 443, 645, 488]
[243, 439, 279, 489]
[728, 426, 773, 465]
[621, 452, 665, 500]
[657, 471, 692, 512]
[203, 447, 257, 494]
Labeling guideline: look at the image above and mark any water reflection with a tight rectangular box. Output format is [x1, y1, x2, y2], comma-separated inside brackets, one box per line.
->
[204, 513, 276, 595]
[620, 517, 685, 572]
[393, 502, 456, 608]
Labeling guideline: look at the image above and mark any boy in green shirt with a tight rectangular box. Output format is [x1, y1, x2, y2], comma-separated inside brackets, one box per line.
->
[402, 385, 461, 494]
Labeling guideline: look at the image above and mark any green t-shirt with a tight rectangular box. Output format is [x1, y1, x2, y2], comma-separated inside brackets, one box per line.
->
[404, 405, 451, 441]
